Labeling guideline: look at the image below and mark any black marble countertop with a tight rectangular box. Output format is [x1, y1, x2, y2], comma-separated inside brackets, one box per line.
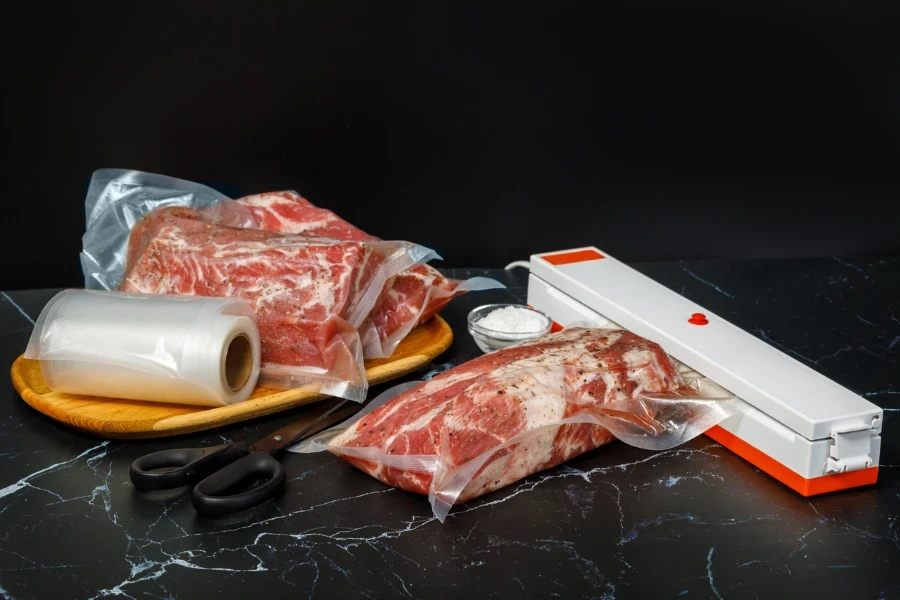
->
[1, 258, 898, 599]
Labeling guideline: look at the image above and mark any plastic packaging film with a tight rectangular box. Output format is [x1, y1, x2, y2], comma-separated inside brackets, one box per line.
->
[24, 290, 261, 407]
[81, 169, 257, 291]
[231, 190, 505, 360]
[359, 276, 506, 360]
[291, 327, 740, 522]
[80, 170, 440, 402]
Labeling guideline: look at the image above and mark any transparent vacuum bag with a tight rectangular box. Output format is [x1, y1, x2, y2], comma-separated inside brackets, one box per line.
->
[292, 327, 739, 521]
[233, 190, 505, 359]
[81, 169, 257, 291]
[81, 170, 437, 402]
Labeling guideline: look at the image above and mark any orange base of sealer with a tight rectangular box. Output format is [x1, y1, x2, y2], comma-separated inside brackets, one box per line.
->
[705, 425, 879, 496]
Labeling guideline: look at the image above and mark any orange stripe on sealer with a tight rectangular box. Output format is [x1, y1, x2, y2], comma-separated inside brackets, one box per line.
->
[705, 425, 879, 496]
[542, 249, 605, 266]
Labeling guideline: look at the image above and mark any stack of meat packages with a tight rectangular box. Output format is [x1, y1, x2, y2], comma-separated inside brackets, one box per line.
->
[121, 191, 495, 401]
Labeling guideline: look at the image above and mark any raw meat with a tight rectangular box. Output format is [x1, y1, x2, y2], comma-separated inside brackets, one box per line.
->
[236, 191, 471, 357]
[237, 191, 373, 242]
[120, 206, 426, 399]
[328, 327, 685, 503]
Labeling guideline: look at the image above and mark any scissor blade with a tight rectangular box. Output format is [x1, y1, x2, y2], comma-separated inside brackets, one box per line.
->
[250, 398, 357, 453]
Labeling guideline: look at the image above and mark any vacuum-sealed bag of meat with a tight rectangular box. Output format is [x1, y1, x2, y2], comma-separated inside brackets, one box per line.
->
[81, 169, 258, 291]
[81, 170, 436, 401]
[236, 191, 504, 358]
[292, 327, 740, 520]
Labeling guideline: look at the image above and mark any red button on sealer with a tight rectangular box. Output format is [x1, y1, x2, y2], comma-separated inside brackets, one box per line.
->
[688, 313, 709, 326]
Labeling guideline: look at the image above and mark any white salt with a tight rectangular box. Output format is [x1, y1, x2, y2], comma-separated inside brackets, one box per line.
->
[478, 306, 548, 333]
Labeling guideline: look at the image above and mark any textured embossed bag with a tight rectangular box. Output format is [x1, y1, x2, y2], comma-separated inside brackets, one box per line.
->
[293, 327, 739, 521]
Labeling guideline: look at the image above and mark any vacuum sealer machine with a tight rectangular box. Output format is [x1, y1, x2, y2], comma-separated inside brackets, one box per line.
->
[526, 247, 882, 495]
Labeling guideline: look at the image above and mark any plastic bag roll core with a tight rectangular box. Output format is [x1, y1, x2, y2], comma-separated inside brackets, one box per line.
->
[24, 290, 262, 407]
[224, 334, 254, 392]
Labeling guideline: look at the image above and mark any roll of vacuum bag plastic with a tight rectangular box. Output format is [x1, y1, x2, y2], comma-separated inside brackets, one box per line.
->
[24, 290, 261, 407]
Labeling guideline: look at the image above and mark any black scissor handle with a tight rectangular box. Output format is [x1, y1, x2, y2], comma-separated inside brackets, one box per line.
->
[190, 452, 286, 517]
[130, 442, 250, 491]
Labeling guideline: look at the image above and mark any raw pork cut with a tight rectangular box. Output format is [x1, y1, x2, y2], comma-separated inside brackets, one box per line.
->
[327, 327, 685, 504]
[237, 191, 372, 241]
[236, 191, 476, 358]
[120, 206, 429, 400]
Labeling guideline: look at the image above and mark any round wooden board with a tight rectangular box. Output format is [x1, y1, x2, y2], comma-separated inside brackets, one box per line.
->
[10, 316, 452, 440]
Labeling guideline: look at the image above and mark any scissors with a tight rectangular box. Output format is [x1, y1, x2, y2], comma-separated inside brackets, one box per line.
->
[130, 398, 358, 517]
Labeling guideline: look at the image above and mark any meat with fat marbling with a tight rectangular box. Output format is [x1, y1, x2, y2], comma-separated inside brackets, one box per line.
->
[328, 327, 685, 503]
[236, 191, 465, 357]
[120, 206, 410, 397]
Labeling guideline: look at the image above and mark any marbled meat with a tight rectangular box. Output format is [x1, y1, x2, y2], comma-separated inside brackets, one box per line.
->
[237, 191, 463, 355]
[120, 206, 383, 378]
[329, 328, 684, 503]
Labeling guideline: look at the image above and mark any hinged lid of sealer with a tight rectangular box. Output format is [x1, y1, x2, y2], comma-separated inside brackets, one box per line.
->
[530, 247, 883, 441]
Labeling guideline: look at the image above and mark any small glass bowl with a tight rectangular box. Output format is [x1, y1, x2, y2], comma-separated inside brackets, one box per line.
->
[467, 304, 553, 353]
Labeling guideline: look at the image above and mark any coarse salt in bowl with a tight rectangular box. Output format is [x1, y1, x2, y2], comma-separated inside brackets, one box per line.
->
[467, 304, 553, 353]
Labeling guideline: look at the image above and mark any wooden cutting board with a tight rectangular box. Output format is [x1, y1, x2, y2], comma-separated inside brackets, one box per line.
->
[10, 316, 452, 440]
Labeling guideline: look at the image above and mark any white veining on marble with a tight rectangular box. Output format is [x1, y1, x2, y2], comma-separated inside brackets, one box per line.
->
[0, 291, 34, 325]
[0, 261, 898, 598]
[706, 547, 723, 600]
[679, 265, 735, 299]
[0, 442, 109, 500]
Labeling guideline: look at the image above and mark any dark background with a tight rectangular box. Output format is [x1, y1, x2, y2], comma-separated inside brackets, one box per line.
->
[3, 1, 899, 291]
